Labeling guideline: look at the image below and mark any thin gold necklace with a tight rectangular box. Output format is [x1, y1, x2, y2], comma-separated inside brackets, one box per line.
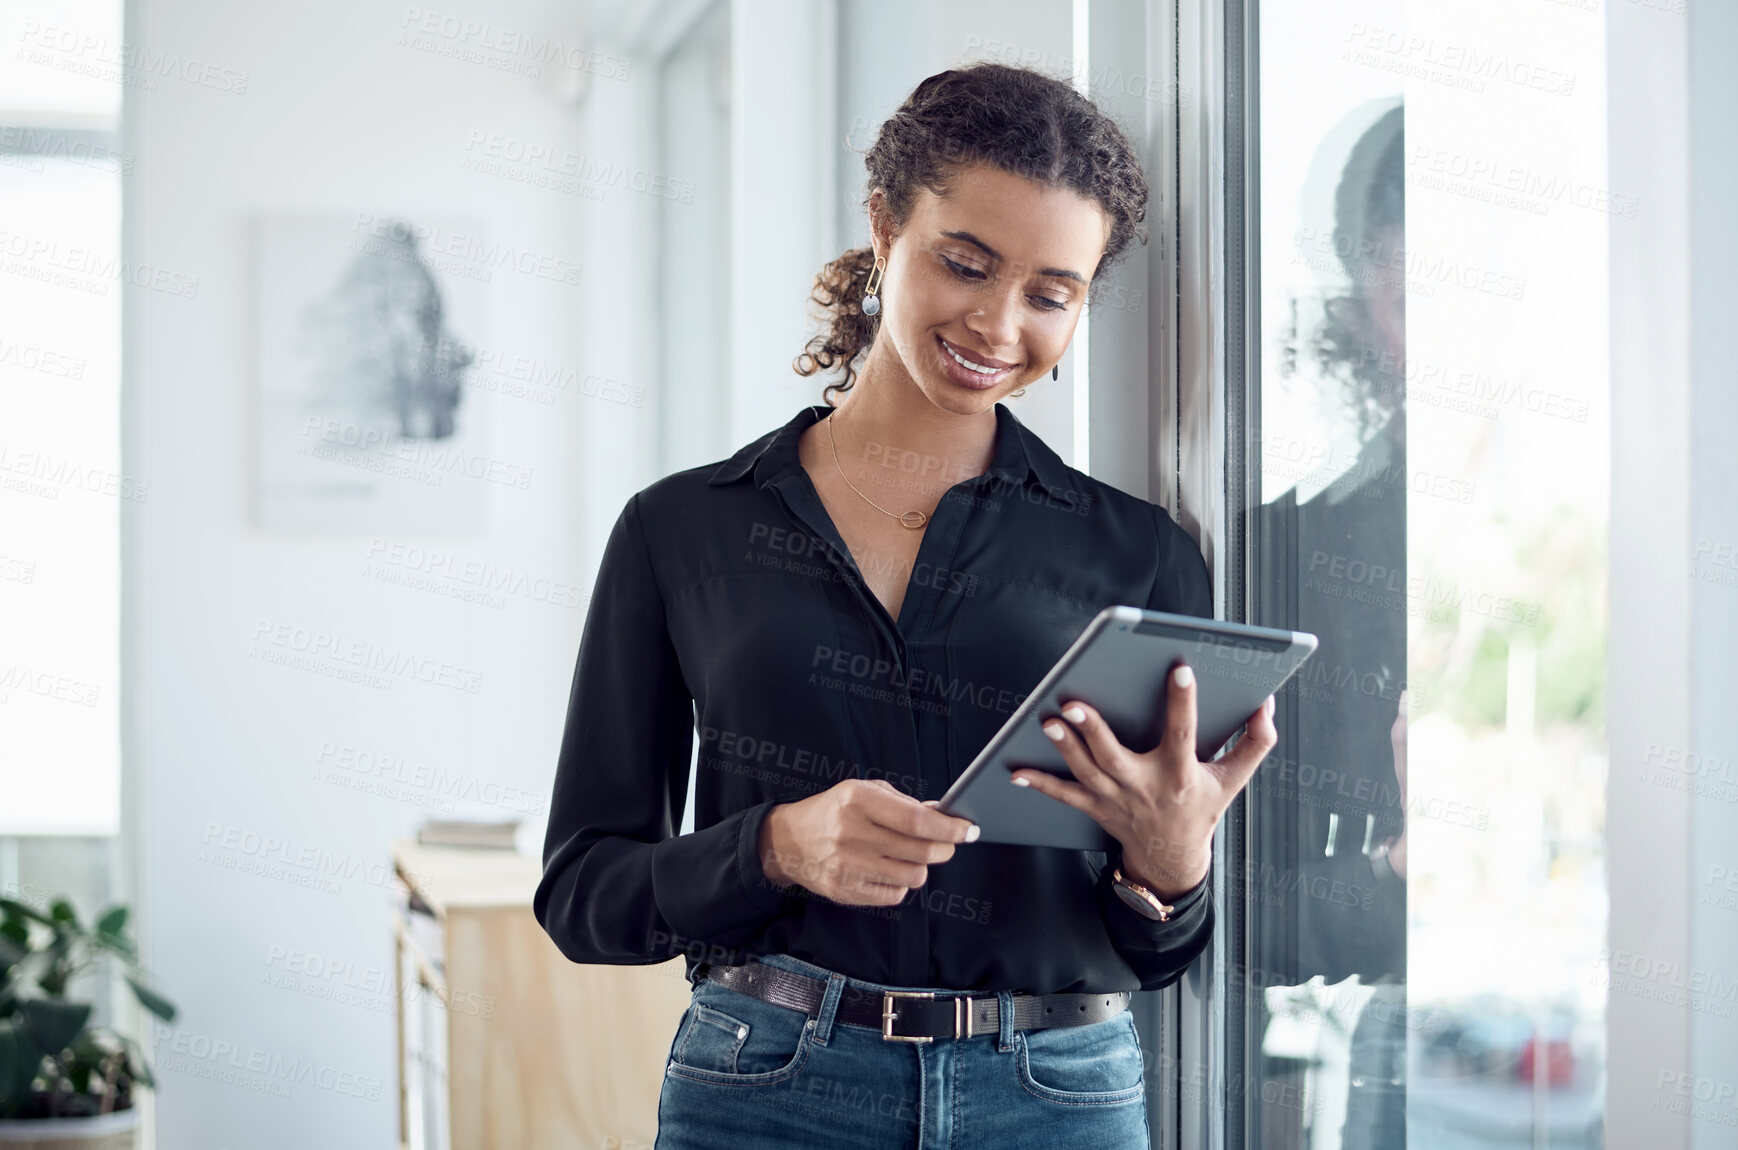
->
[825, 407, 929, 529]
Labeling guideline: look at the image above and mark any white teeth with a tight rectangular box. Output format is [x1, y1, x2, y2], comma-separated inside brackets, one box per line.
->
[944, 341, 1001, 375]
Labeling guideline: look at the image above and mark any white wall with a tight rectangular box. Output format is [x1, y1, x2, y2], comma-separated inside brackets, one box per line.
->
[121, 1, 608, 1145]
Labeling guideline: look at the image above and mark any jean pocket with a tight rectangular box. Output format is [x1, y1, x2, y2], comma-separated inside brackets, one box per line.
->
[666, 984, 814, 1087]
[1013, 1012, 1146, 1105]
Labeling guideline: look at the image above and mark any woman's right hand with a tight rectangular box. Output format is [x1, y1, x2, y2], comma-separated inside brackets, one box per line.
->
[757, 779, 979, 907]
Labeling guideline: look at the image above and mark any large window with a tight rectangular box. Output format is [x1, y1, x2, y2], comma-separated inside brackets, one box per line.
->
[1228, 2, 1609, 1146]
[0, 0, 126, 1026]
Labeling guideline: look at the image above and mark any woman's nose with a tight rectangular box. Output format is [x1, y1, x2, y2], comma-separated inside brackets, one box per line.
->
[964, 289, 1022, 351]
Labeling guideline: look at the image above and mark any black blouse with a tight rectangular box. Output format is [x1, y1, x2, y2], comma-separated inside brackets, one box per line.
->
[534, 401, 1216, 995]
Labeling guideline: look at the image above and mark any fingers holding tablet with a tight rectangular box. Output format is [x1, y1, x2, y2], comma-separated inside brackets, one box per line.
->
[938, 607, 1317, 851]
[1159, 661, 1199, 777]
[1212, 694, 1280, 792]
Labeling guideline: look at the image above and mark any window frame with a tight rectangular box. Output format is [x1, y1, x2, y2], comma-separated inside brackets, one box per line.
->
[1155, 0, 1257, 1146]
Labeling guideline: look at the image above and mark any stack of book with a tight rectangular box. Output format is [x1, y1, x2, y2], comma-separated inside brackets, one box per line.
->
[415, 817, 520, 849]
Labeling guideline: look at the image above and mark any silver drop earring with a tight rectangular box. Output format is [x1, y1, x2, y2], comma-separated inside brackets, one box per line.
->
[861, 255, 886, 317]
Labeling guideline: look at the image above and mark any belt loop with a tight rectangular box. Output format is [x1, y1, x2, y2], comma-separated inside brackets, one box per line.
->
[811, 970, 847, 1046]
[996, 990, 1015, 1052]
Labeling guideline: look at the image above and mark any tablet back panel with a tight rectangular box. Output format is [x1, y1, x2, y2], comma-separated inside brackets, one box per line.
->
[937, 607, 1317, 851]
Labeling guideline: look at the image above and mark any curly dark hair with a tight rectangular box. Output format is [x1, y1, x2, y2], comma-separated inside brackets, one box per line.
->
[1314, 104, 1405, 442]
[794, 63, 1151, 403]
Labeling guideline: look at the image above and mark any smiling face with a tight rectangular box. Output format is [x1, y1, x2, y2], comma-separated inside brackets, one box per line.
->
[865, 162, 1112, 415]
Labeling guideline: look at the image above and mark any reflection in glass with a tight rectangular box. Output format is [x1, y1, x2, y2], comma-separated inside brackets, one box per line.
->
[1246, 5, 1608, 1147]
[1251, 94, 1407, 1150]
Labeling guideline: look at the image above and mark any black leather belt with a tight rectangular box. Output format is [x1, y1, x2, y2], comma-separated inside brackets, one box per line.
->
[702, 961, 1130, 1044]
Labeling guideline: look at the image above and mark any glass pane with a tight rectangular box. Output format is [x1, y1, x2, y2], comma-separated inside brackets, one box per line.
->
[0, 1, 125, 124]
[0, 152, 122, 835]
[1245, 3, 1608, 1147]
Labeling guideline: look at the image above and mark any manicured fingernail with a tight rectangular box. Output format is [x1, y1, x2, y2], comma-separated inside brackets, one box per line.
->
[1011, 776, 1031, 787]
[965, 824, 981, 843]
[1265, 696, 1275, 717]
[922, 799, 940, 807]
[1173, 664, 1194, 689]
[1062, 705, 1086, 724]
[1043, 721, 1065, 741]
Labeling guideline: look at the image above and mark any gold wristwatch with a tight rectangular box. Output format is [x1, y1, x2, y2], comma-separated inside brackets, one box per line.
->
[1111, 866, 1176, 922]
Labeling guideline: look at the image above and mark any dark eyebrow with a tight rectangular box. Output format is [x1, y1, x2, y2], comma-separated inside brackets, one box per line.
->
[940, 229, 1088, 286]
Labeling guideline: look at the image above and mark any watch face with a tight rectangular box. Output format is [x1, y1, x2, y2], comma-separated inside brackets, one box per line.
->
[1115, 881, 1167, 920]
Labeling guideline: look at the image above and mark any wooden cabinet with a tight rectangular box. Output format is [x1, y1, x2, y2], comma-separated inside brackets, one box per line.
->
[391, 841, 693, 1150]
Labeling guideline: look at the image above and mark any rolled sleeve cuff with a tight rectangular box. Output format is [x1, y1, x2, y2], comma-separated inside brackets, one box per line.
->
[735, 798, 802, 917]
[649, 799, 801, 948]
[1160, 872, 1211, 916]
[1096, 857, 1215, 990]
[1103, 867, 1210, 926]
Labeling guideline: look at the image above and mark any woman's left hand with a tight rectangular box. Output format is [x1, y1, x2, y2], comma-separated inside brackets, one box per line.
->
[1008, 663, 1279, 902]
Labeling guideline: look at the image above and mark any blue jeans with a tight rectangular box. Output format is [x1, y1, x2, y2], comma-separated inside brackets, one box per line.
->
[654, 952, 1152, 1150]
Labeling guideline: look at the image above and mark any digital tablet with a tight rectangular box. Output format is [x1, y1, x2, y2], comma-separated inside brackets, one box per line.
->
[935, 607, 1318, 851]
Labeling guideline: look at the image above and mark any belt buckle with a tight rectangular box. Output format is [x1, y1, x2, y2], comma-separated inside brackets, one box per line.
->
[881, 990, 970, 1043]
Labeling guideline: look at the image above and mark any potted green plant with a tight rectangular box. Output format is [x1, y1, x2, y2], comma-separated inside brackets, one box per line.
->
[0, 897, 175, 1148]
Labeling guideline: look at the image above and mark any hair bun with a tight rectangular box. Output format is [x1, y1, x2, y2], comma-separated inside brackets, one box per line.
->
[795, 62, 1150, 403]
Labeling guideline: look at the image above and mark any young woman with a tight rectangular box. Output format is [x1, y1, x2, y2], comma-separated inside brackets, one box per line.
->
[535, 63, 1278, 1149]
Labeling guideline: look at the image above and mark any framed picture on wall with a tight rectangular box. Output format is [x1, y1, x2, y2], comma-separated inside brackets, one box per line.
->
[255, 213, 495, 533]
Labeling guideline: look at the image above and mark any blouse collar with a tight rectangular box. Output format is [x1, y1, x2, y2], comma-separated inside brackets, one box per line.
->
[706, 400, 1076, 498]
